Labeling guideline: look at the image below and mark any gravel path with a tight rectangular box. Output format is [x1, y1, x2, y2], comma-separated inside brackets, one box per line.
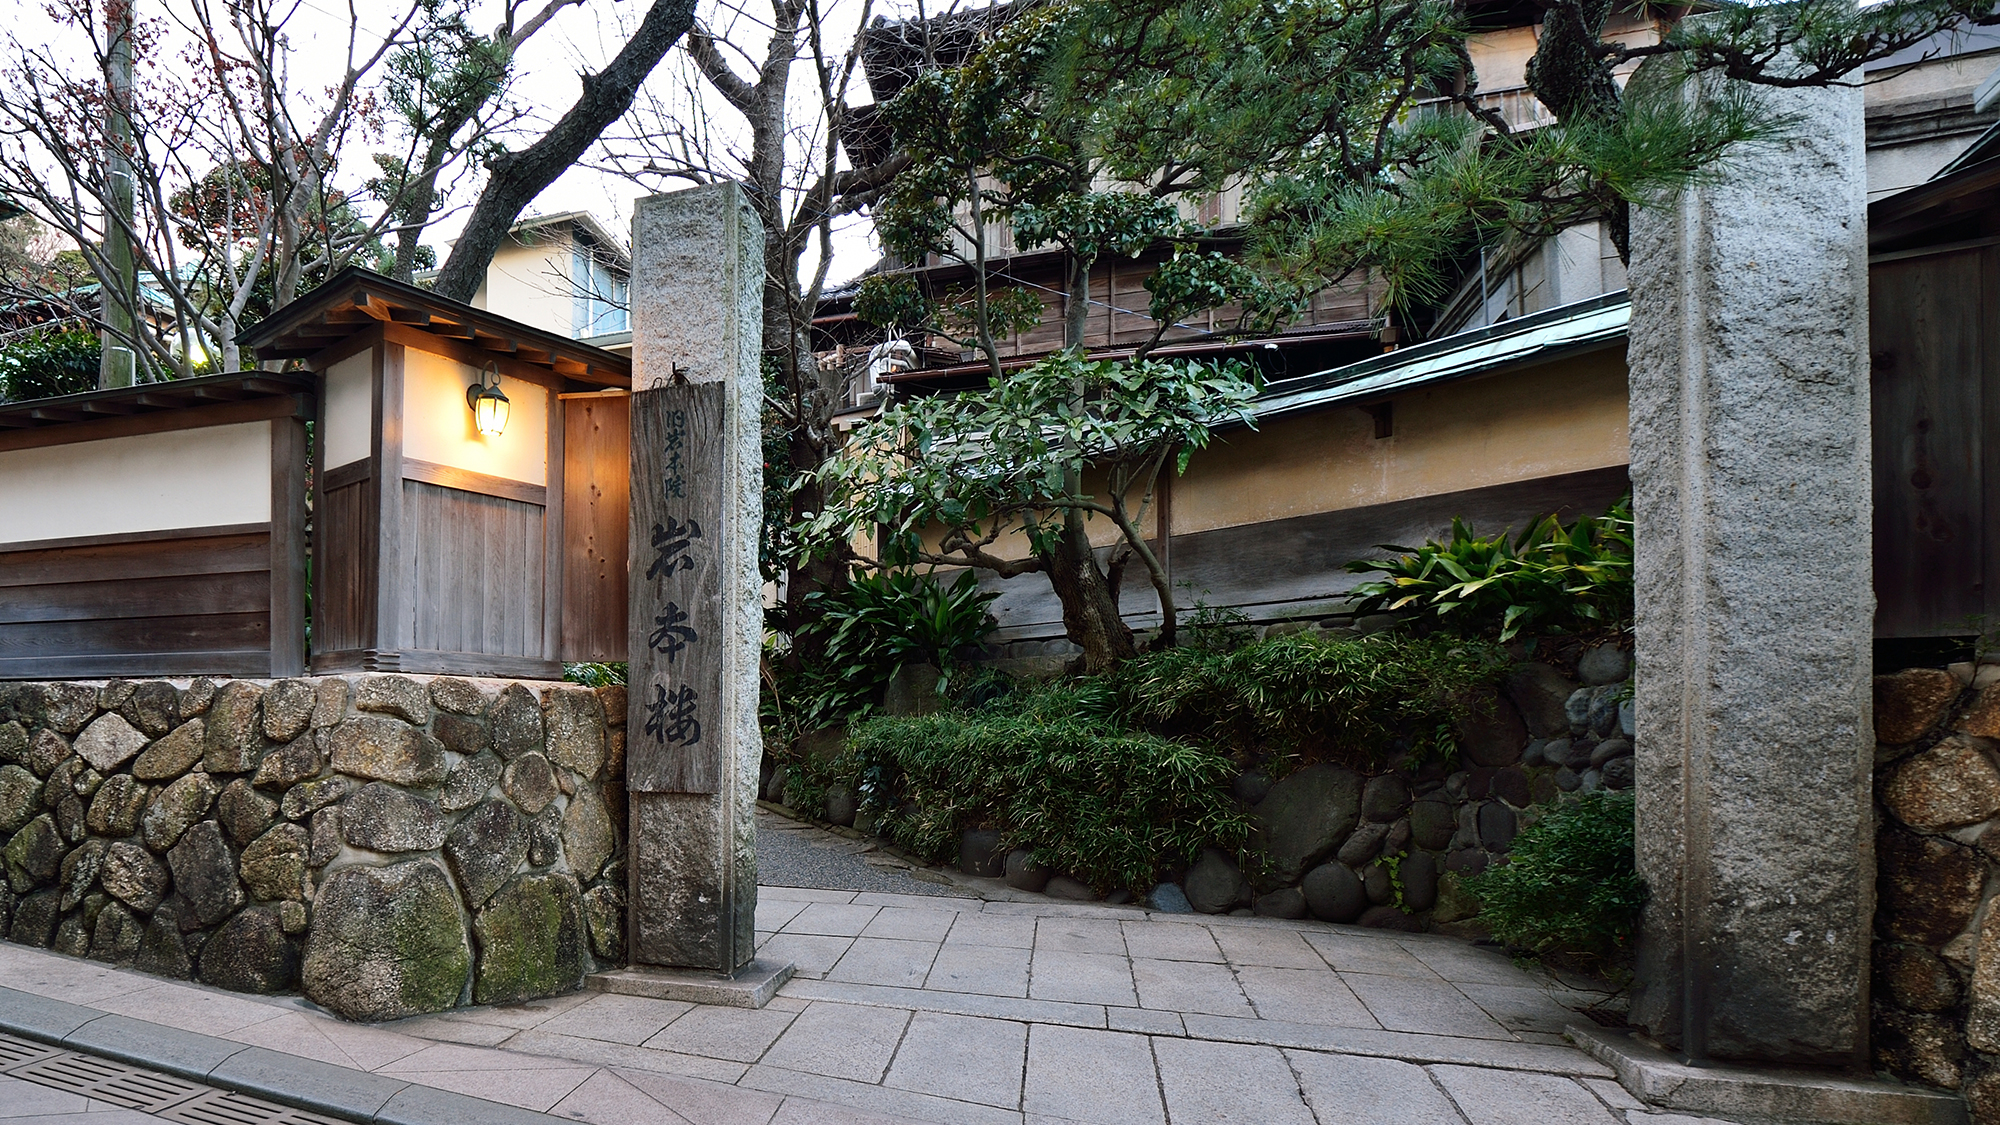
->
[755, 809, 973, 897]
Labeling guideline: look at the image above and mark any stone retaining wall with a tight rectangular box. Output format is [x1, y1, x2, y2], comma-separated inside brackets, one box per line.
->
[1869, 662, 2000, 1118]
[1159, 642, 1634, 927]
[793, 642, 1637, 930]
[0, 675, 626, 1022]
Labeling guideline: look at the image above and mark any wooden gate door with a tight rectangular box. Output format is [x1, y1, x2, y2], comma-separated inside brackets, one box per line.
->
[561, 391, 632, 661]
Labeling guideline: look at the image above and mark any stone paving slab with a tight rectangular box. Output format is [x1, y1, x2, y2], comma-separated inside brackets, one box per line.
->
[0, 884, 1786, 1125]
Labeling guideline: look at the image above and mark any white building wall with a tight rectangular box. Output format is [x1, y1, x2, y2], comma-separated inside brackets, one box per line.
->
[0, 421, 272, 544]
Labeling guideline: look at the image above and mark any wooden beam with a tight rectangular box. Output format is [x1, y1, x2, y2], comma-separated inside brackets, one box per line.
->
[28, 406, 91, 422]
[402, 458, 548, 506]
[0, 393, 310, 454]
[188, 385, 252, 402]
[388, 307, 433, 326]
[379, 322, 571, 392]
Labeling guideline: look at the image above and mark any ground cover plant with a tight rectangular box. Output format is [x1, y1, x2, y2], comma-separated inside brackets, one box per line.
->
[847, 680, 1253, 891]
[1467, 788, 1644, 960]
[763, 568, 999, 741]
[1116, 629, 1505, 766]
[838, 629, 1506, 892]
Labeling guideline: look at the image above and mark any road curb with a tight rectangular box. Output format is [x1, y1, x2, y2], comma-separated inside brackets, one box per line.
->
[0, 985, 573, 1125]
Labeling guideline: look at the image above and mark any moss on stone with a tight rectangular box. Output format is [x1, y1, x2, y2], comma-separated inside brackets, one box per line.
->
[472, 873, 587, 1006]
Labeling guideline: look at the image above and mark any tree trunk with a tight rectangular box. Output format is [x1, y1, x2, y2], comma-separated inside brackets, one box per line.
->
[1036, 248, 1136, 671]
[1042, 517, 1136, 674]
[432, 0, 698, 303]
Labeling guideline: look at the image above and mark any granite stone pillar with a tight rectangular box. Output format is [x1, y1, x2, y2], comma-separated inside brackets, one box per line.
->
[1626, 71, 1874, 1067]
[625, 182, 764, 974]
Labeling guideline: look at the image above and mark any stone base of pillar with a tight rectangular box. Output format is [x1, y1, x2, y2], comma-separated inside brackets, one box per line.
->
[590, 960, 795, 1010]
[1568, 1025, 1967, 1125]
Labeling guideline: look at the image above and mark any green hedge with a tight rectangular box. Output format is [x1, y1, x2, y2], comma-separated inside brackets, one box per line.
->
[839, 632, 1506, 891]
[1115, 630, 1504, 765]
[847, 682, 1251, 891]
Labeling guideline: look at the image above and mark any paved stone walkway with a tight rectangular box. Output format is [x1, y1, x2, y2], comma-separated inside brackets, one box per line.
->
[756, 811, 974, 899]
[0, 891, 1750, 1125]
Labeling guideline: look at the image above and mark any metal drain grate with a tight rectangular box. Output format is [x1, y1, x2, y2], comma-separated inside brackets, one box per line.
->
[11, 1050, 207, 1111]
[0, 1033, 347, 1124]
[170, 1089, 352, 1125]
[0, 1033, 60, 1069]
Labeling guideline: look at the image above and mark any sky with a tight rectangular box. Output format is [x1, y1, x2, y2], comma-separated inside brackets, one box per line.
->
[6, 0, 891, 286]
[427, 0, 888, 284]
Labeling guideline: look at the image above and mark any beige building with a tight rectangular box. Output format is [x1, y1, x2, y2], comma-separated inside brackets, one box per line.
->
[822, 14, 2000, 653]
[465, 212, 634, 351]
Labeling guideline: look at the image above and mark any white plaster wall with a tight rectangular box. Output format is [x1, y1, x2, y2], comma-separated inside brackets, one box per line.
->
[323, 350, 373, 470]
[469, 237, 577, 338]
[401, 348, 548, 485]
[0, 421, 272, 544]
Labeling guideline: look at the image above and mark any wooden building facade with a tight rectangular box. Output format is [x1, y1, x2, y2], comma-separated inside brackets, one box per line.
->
[241, 270, 635, 679]
[1868, 154, 2000, 641]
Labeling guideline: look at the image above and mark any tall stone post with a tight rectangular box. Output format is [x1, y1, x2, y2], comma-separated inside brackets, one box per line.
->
[624, 182, 765, 977]
[1626, 72, 1874, 1066]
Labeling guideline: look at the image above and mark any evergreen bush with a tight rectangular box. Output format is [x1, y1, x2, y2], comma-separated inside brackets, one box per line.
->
[0, 325, 99, 402]
[1467, 789, 1645, 958]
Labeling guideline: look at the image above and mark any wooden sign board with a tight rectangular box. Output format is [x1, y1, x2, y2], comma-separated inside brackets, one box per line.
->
[625, 382, 725, 794]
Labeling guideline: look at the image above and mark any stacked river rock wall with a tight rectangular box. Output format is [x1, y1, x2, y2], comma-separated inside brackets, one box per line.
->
[1870, 661, 2000, 1120]
[0, 675, 626, 1021]
[887, 643, 1637, 926]
[1164, 643, 1636, 926]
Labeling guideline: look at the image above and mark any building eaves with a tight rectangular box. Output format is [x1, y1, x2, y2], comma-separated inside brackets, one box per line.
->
[1250, 291, 1630, 424]
[237, 266, 632, 386]
[0, 369, 313, 426]
[505, 211, 632, 269]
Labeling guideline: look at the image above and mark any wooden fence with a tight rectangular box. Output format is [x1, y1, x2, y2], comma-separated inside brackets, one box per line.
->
[0, 375, 311, 678]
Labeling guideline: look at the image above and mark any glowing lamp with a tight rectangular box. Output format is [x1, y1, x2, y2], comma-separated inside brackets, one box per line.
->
[466, 362, 510, 437]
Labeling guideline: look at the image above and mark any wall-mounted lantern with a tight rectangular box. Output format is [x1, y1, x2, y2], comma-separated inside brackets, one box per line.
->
[467, 361, 510, 437]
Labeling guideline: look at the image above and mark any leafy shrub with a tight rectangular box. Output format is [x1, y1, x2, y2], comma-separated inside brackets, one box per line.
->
[846, 681, 1251, 891]
[1345, 497, 1633, 641]
[563, 662, 627, 688]
[837, 630, 1504, 888]
[1468, 789, 1644, 958]
[769, 569, 999, 737]
[0, 325, 98, 402]
[1115, 630, 1506, 768]
[807, 568, 1000, 681]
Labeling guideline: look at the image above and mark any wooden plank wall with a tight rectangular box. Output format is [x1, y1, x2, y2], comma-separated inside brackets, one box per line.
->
[997, 258, 1381, 358]
[402, 480, 547, 658]
[0, 527, 277, 678]
[315, 477, 377, 654]
[1871, 243, 2000, 638]
[561, 394, 631, 662]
